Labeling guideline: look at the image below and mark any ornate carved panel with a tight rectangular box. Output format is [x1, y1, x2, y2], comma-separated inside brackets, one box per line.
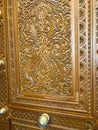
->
[2, 0, 97, 129]
[10, 121, 85, 130]
[7, 0, 93, 115]
[16, 0, 79, 99]
[11, 122, 40, 130]
[18, 0, 73, 97]
[11, 120, 68, 130]
[10, 107, 94, 130]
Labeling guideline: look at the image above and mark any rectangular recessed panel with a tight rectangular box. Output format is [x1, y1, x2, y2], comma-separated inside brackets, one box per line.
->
[16, 0, 79, 99]
[7, 0, 92, 113]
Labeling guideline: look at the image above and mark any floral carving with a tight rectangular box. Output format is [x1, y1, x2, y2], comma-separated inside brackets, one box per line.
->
[18, 0, 72, 96]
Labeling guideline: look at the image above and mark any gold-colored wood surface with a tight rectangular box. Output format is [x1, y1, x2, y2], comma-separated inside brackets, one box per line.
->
[0, 0, 98, 129]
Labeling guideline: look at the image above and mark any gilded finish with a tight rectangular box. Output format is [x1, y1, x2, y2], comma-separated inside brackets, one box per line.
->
[0, 0, 97, 129]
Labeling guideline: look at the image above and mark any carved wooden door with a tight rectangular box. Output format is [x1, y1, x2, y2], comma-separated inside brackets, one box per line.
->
[1, 0, 98, 130]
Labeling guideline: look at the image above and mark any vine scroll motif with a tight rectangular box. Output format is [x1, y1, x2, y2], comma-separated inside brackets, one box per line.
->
[18, 0, 73, 96]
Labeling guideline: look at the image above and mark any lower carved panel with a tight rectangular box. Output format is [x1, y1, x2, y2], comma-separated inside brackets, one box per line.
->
[11, 120, 65, 130]
[11, 120, 86, 130]
[11, 121, 40, 130]
[0, 116, 8, 130]
[9, 107, 94, 130]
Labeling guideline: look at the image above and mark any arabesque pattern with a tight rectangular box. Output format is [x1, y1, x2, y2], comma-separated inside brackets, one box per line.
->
[18, 0, 73, 96]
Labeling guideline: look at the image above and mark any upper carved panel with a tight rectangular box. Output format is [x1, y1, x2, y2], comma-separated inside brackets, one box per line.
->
[18, 0, 73, 96]
[7, 0, 92, 114]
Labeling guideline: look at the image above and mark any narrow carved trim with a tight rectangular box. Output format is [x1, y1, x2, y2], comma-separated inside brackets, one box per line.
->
[0, 0, 8, 130]
[95, 0, 98, 114]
